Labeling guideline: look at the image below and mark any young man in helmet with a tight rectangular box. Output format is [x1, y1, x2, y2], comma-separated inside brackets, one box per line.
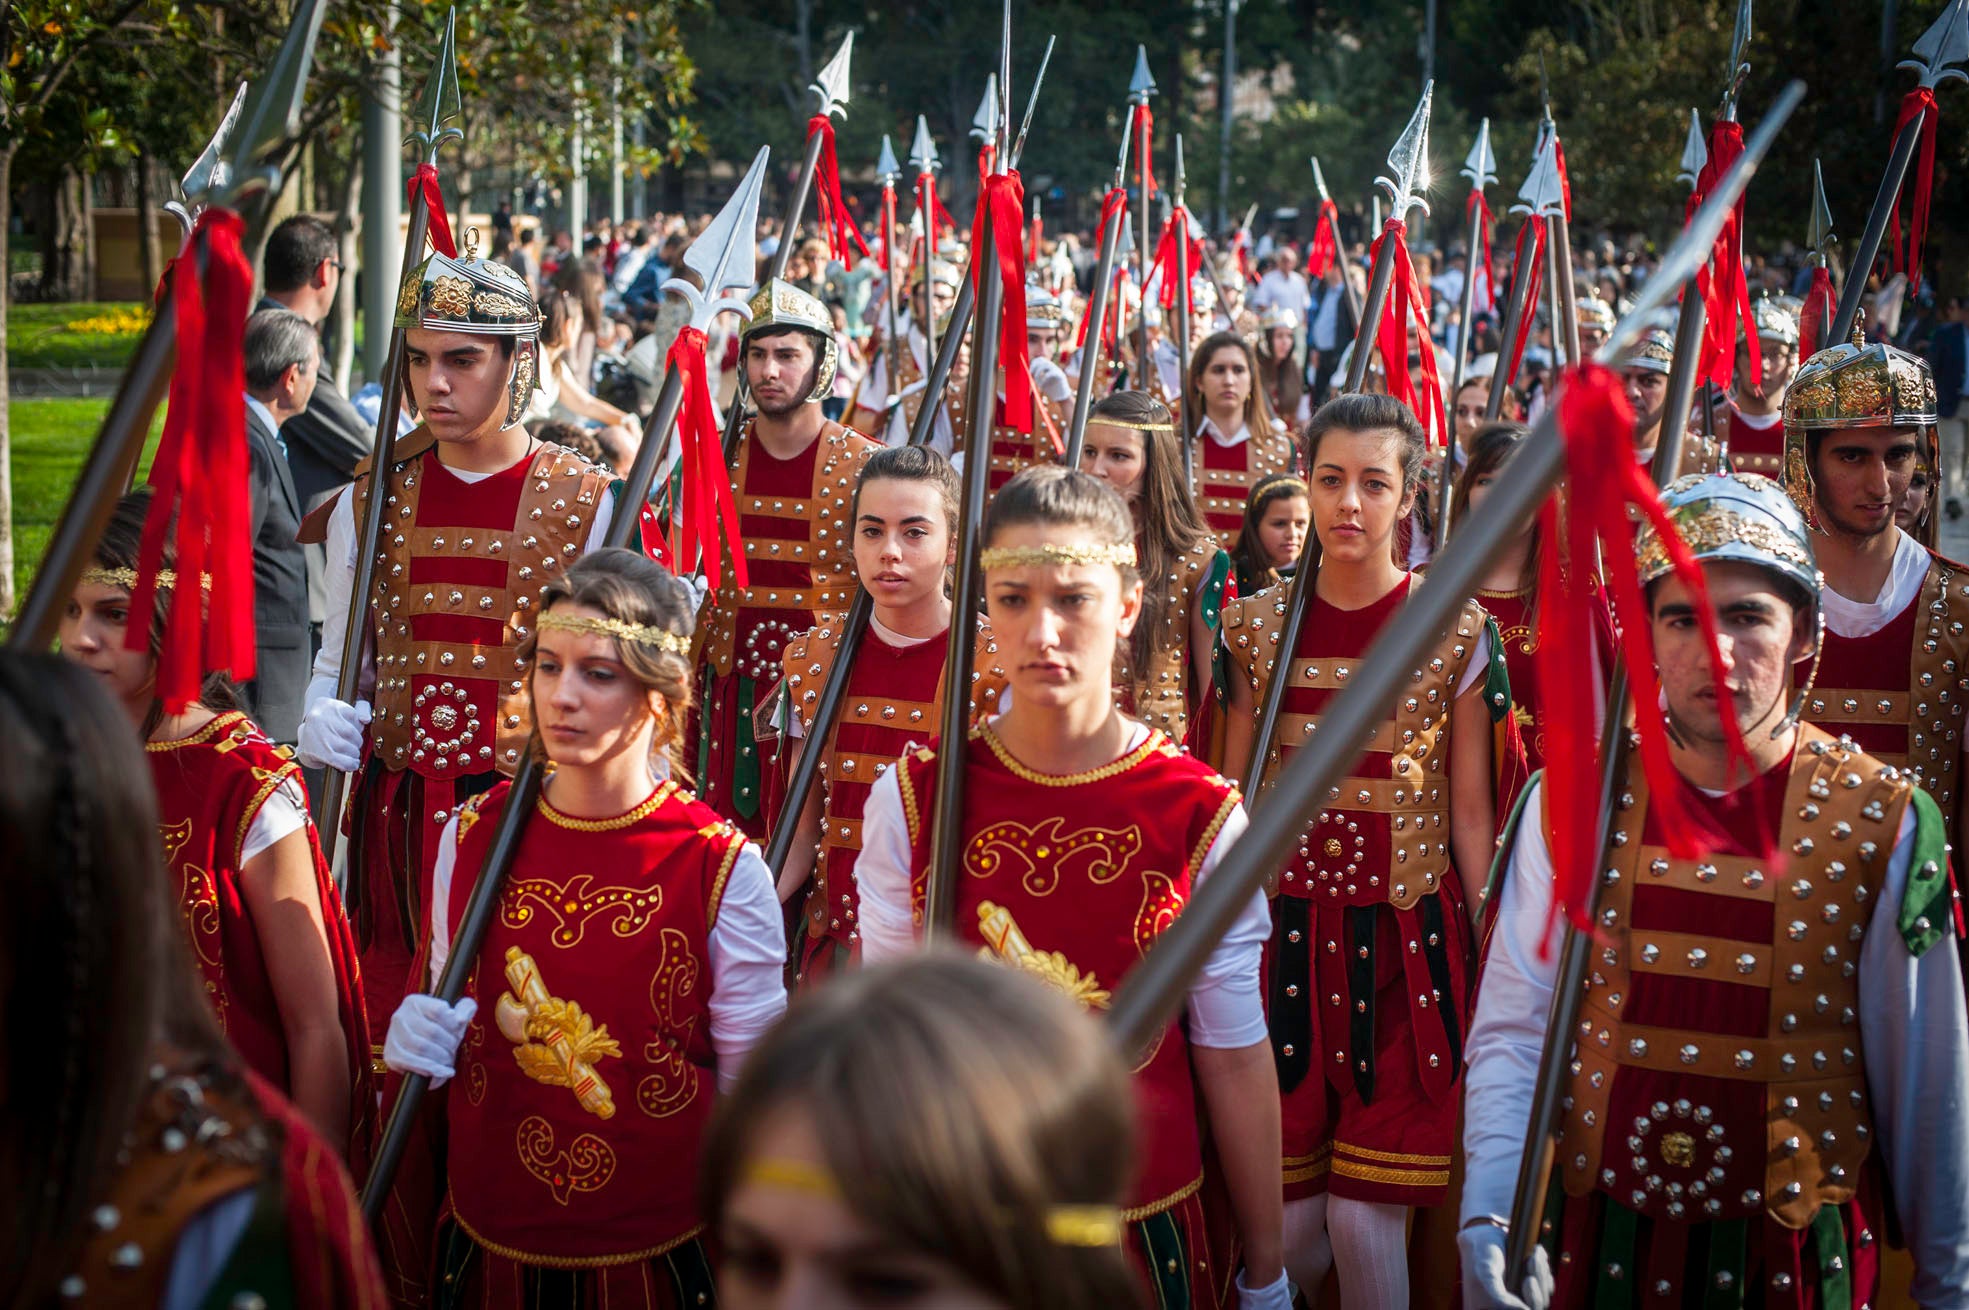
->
[1719, 296, 1802, 477]
[1462, 472, 1969, 1309]
[691, 279, 880, 836]
[1619, 327, 1719, 479]
[295, 246, 618, 1047]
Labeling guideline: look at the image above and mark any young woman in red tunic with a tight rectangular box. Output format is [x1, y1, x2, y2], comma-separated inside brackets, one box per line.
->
[2, 652, 386, 1309]
[765, 445, 1003, 982]
[1078, 390, 1235, 751]
[60, 491, 368, 1156]
[1186, 332, 1295, 551]
[381, 547, 788, 1307]
[857, 465, 1291, 1310]
[1220, 394, 1512, 1309]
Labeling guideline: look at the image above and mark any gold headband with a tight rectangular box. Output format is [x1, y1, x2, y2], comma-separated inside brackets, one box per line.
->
[537, 609, 690, 654]
[80, 566, 211, 592]
[978, 543, 1138, 571]
[1088, 418, 1174, 433]
[741, 1160, 1124, 1249]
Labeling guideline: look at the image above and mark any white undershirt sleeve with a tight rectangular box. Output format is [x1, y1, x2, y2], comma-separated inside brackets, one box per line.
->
[1184, 801, 1271, 1049]
[707, 842, 790, 1091]
[856, 766, 919, 961]
[1454, 624, 1495, 699]
[238, 777, 310, 866]
[426, 814, 464, 989]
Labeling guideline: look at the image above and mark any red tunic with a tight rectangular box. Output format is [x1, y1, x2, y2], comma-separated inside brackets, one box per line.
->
[441, 779, 744, 1278]
[145, 710, 372, 1157]
[1477, 582, 1613, 776]
[1193, 424, 1296, 551]
[895, 727, 1241, 1306]
[1720, 401, 1786, 477]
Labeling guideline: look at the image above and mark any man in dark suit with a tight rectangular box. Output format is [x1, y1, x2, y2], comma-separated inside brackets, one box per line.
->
[242, 308, 319, 743]
[257, 215, 374, 637]
[1927, 295, 1968, 519]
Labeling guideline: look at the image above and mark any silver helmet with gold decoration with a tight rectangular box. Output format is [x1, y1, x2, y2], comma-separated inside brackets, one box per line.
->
[1637, 472, 1824, 730]
[743, 278, 838, 403]
[1780, 325, 1939, 532]
[394, 236, 542, 427]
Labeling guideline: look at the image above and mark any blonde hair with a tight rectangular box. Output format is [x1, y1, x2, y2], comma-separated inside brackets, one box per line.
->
[517, 548, 695, 778]
[701, 954, 1141, 1310]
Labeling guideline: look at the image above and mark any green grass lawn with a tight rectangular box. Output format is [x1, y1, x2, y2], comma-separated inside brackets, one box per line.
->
[8, 397, 163, 603]
[6, 302, 151, 370]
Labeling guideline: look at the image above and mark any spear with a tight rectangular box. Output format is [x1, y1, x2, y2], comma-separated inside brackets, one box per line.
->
[971, 73, 1002, 173]
[876, 133, 904, 417]
[1106, 70, 1807, 1129]
[1241, 83, 1434, 802]
[768, 39, 1057, 880]
[1129, 46, 1158, 377]
[1831, 0, 1968, 340]
[1310, 155, 1363, 328]
[10, 1, 328, 650]
[923, 0, 1019, 937]
[360, 149, 771, 1215]
[1799, 160, 1838, 356]
[1434, 118, 1496, 548]
[1173, 135, 1197, 478]
[313, 8, 465, 863]
[910, 116, 943, 382]
[1539, 119, 1582, 369]
[1064, 108, 1137, 468]
[1706, 0, 1753, 460]
[1657, 109, 1712, 468]
[1482, 142, 1552, 423]
[720, 32, 854, 462]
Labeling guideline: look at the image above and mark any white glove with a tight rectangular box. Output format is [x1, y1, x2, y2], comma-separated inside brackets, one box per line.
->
[1458, 1224, 1554, 1310]
[1235, 1269, 1294, 1310]
[296, 695, 371, 772]
[382, 995, 478, 1086]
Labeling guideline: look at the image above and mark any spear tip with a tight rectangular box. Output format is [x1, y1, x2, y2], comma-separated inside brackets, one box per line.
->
[811, 30, 855, 119]
[1129, 45, 1157, 101]
[1460, 117, 1497, 190]
[1807, 157, 1835, 258]
[910, 115, 940, 173]
[672, 144, 770, 332]
[409, 6, 465, 159]
[1513, 128, 1566, 218]
[1375, 80, 1434, 220]
[208, 0, 330, 209]
[1903, 0, 1969, 88]
[876, 133, 901, 181]
[1676, 108, 1708, 190]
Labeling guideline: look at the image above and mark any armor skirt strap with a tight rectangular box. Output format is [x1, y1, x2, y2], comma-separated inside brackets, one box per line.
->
[1347, 905, 1377, 1104]
[1701, 1216, 1748, 1310]
[1809, 1205, 1853, 1310]
[1270, 897, 1312, 1091]
[1419, 892, 1463, 1073]
[1594, 1199, 1640, 1310]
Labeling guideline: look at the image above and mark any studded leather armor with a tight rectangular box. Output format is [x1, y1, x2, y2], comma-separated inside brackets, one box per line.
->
[1194, 423, 1295, 550]
[1125, 539, 1230, 742]
[1557, 728, 1910, 1230]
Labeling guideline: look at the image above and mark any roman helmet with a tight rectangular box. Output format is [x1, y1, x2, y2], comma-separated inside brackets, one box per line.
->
[1636, 471, 1824, 732]
[1575, 296, 1617, 336]
[1750, 295, 1801, 349]
[394, 235, 542, 427]
[1025, 283, 1069, 334]
[1780, 325, 1939, 532]
[1258, 305, 1301, 334]
[1615, 326, 1676, 376]
[743, 278, 838, 403]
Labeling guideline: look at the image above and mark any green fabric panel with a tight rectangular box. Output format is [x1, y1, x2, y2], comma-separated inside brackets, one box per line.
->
[1132, 1207, 1192, 1310]
[1811, 1205, 1852, 1310]
[196, 1172, 295, 1310]
[1899, 785, 1952, 957]
[733, 674, 761, 820]
[1484, 767, 1544, 910]
[1482, 614, 1513, 725]
[1701, 1217, 1748, 1310]
[1592, 1199, 1637, 1310]
[1200, 549, 1233, 636]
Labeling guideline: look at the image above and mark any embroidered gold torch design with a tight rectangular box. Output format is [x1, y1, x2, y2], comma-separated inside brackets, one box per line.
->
[976, 901, 1111, 1010]
[495, 946, 620, 1118]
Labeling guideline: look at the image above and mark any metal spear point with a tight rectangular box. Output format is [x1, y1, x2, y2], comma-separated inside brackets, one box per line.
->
[972, 74, 1001, 145]
[1808, 158, 1835, 265]
[1375, 80, 1434, 222]
[998, 0, 1013, 161]
[1829, 0, 1969, 342]
[1008, 34, 1056, 169]
[165, 82, 249, 239]
[1512, 131, 1565, 220]
[1461, 116, 1497, 191]
[1721, 0, 1753, 120]
[811, 30, 855, 120]
[1309, 155, 1333, 205]
[1676, 108, 1708, 191]
[876, 133, 901, 183]
[910, 115, 940, 175]
[9, 0, 331, 650]
[1435, 117, 1497, 549]
[362, 147, 770, 1216]
[1129, 44, 1157, 102]
[410, 7, 465, 162]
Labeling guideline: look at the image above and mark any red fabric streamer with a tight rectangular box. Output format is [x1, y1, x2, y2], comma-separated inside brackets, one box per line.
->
[1533, 364, 1759, 942]
[1465, 190, 1496, 314]
[1366, 219, 1449, 450]
[807, 116, 870, 266]
[1686, 121, 1760, 392]
[1501, 215, 1547, 390]
[1134, 104, 1156, 199]
[1888, 87, 1940, 295]
[1076, 187, 1132, 350]
[1307, 200, 1342, 279]
[969, 170, 1033, 432]
[129, 208, 257, 709]
[875, 183, 898, 272]
[1799, 265, 1838, 358]
[663, 327, 748, 591]
[1148, 209, 1203, 308]
[1029, 208, 1043, 265]
[1551, 136, 1573, 222]
[916, 173, 956, 251]
[408, 163, 458, 259]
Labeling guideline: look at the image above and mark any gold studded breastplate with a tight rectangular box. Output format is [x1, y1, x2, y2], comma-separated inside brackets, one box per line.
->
[1556, 727, 1909, 1230]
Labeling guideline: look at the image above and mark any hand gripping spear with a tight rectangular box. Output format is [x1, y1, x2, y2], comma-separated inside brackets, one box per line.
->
[1063, 108, 1138, 468]
[1830, 0, 1969, 341]
[720, 33, 855, 463]
[1105, 75, 1807, 1195]
[1240, 83, 1435, 804]
[313, 8, 465, 863]
[1433, 118, 1497, 548]
[9, 0, 328, 651]
[360, 151, 771, 1215]
[1309, 156, 1363, 328]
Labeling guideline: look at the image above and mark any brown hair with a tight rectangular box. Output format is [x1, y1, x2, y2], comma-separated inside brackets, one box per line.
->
[519, 548, 695, 778]
[1299, 392, 1430, 572]
[984, 464, 1140, 590]
[1085, 391, 1213, 681]
[700, 954, 1140, 1310]
[1448, 421, 1537, 585]
[850, 443, 961, 538]
[1230, 471, 1310, 596]
[1186, 330, 1279, 439]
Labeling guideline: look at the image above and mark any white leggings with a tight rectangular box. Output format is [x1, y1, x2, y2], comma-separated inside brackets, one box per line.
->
[1284, 1194, 1410, 1309]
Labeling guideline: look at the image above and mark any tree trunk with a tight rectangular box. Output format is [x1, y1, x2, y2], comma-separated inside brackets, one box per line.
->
[332, 158, 362, 391]
[1, 144, 17, 616]
[136, 148, 160, 297]
[81, 169, 97, 302]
